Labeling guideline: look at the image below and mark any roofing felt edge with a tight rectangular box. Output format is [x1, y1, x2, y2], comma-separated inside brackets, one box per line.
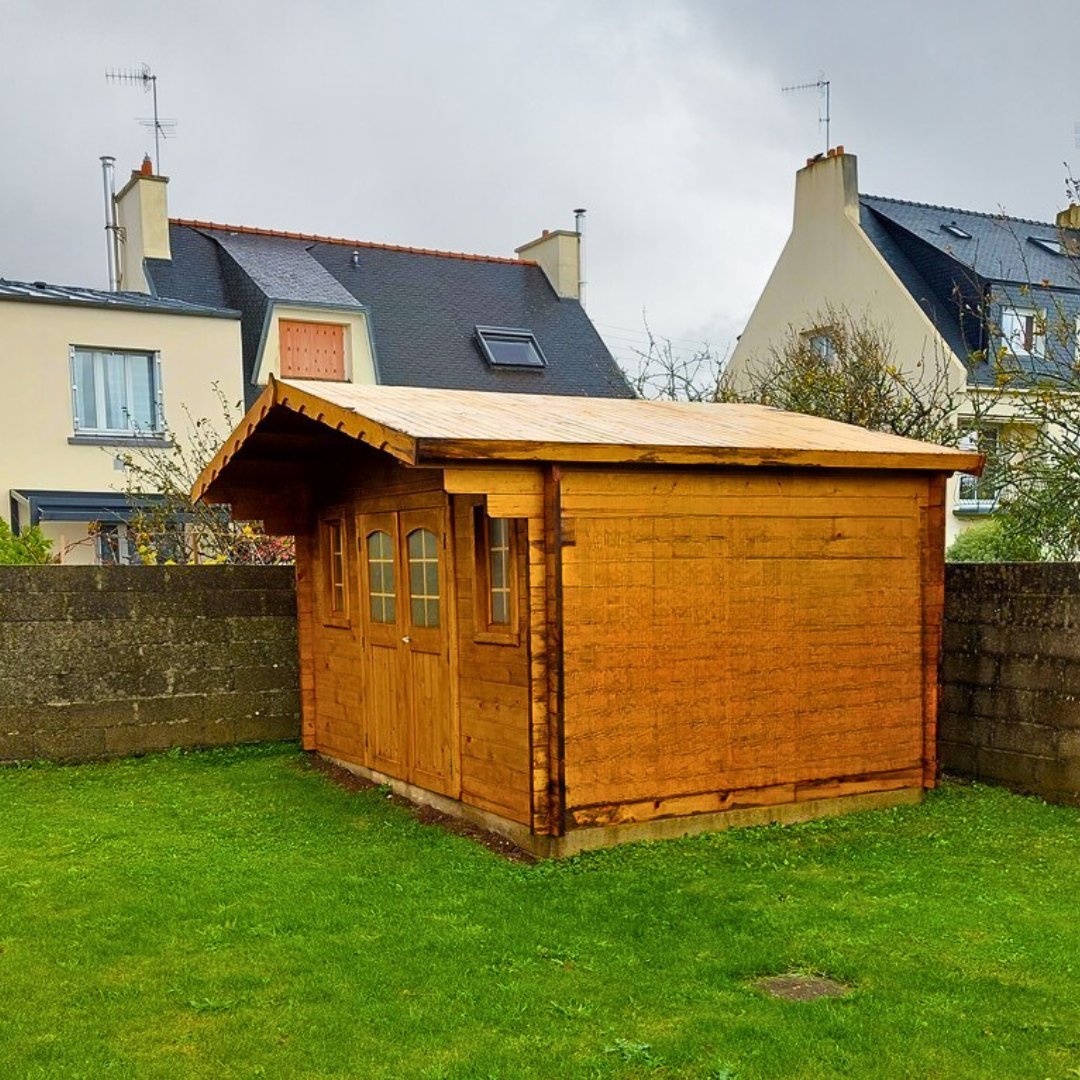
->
[192, 378, 984, 504]
[171, 219, 538, 267]
[0, 278, 240, 319]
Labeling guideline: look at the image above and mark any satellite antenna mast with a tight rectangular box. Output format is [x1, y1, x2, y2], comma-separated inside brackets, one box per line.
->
[105, 64, 177, 173]
[782, 75, 831, 153]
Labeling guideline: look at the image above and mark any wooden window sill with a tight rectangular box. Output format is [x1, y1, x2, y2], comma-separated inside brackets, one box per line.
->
[473, 629, 520, 647]
[322, 616, 352, 630]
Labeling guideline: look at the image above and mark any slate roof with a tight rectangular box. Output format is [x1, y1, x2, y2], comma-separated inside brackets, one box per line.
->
[146, 222, 633, 407]
[859, 196, 1080, 388]
[0, 278, 237, 318]
[861, 196, 1080, 289]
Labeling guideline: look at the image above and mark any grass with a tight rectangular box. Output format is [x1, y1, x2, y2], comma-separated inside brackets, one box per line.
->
[1, 744, 1079, 1080]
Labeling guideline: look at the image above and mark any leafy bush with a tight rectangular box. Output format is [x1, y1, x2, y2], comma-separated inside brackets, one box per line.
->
[946, 518, 1042, 563]
[0, 520, 52, 565]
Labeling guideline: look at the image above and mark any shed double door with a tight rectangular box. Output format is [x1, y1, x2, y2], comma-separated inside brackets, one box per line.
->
[358, 508, 456, 797]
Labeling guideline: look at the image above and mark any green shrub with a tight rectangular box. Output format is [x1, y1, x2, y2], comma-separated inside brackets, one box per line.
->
[0, 519, 52, 565]
[946, 518, 1042, 563]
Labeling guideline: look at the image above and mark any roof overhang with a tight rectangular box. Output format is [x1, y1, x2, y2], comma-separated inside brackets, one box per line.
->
[193, 378, 984, 506]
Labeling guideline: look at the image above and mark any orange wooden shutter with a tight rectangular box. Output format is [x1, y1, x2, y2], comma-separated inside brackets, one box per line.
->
[279, 320, 346, 380]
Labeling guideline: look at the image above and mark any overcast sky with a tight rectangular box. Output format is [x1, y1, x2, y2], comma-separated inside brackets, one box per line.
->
[2, 0, 1077, 370]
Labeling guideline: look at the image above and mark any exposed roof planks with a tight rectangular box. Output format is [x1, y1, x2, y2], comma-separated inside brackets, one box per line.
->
[193, 377, 983, 502]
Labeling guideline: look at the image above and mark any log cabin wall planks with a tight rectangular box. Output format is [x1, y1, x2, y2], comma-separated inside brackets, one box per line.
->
[302, 446, 536, 824]
[452, 497, 532, 825]
[557, 466, 929, 826]
[194, 383, 976, 854]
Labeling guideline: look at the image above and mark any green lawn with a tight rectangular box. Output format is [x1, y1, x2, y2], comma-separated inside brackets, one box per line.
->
[2, 744, 1079, 1080]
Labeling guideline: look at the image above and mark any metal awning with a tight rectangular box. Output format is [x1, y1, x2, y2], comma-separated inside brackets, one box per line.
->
[9, 490, 169, 533]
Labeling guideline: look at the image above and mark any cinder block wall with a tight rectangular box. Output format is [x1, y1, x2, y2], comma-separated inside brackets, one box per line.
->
[941, 563, 1080, 805]
[0, 566, 300, 763]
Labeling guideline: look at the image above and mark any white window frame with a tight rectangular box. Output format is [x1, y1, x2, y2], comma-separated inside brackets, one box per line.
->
[999, 307, 1045, 360]
[956, 425, 1000, 514]
[70, 346, 165, 437]
[802, 327, 836, 362]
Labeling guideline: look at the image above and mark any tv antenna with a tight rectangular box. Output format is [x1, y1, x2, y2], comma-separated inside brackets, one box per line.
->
[782, 75, 831, 153]
[105, 64, 177, 173]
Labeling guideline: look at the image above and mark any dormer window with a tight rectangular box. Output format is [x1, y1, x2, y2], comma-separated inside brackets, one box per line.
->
[280, 319, 346, 380]
[941, 222, 972, 239]
[475, 326, 546, 368]
[1000, 307, 1045, 359]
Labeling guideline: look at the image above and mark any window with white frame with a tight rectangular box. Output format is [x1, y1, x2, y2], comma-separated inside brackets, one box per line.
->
[957, 426, 1000, 511]
[71, 348, 163, 436]
[999, 308, 1045, 360]
[802, 328, 836, 362]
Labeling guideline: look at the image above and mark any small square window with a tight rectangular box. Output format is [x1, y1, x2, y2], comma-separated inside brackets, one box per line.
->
[802, 328, 836, 362]
[475, 326, 547, 368]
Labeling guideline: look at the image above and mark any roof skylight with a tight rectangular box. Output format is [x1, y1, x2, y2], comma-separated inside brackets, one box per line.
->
[1030, 236, 1065, 256]
[475, 326, 547, 368]
[941, 222, 972, 239]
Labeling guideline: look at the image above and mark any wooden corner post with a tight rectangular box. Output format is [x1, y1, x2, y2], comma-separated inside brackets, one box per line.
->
[527, 465, 565, 837]
[920, 475, 946, 788]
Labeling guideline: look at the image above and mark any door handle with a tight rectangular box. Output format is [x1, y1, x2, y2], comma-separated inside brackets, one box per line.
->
[402, 635, 411, 643]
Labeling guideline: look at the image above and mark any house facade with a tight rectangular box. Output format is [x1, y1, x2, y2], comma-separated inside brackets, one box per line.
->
[1, 154, 631, 564]
[728, 149, 1080, 543]
[0, 280, 241, 563]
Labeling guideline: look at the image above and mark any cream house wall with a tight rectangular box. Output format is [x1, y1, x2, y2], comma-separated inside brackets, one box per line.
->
[0, 301, 241, 563]
[727, 152, 978, 544]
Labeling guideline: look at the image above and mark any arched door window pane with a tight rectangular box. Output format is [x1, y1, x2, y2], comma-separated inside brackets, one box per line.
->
[407, 528, 440, 628]
[366, 531, 396, 624]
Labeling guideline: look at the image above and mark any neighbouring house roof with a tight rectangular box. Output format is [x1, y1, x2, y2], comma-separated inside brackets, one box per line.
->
[859, 195, 1080, 389]
[193, 377, 983, 502]
[146, 221, 633, 406]
[0, 278, 238, 318]
[860, 196, 1080, 289]
[857, 205, 973, 367]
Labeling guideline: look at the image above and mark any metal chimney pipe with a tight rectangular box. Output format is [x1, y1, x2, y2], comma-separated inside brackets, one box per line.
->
[574, 207, 587, 309]
[100, 156, 118, 291]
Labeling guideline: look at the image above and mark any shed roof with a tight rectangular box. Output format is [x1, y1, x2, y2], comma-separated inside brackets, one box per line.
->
[194, 378, 982, 503]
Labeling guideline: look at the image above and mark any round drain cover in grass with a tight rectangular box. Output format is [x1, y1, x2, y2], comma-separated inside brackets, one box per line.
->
[753, 974, 850, 1001]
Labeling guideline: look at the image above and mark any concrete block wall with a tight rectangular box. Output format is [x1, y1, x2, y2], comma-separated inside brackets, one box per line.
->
[941, 563, 1080, 805]
[0, 566, 300, 763]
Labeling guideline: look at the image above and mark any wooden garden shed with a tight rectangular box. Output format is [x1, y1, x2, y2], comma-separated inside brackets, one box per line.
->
[194, 377, 982, 856]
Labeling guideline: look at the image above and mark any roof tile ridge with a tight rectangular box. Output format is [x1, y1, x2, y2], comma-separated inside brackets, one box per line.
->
[170, 218, 538, 266]
[860, 193, 1055, 230]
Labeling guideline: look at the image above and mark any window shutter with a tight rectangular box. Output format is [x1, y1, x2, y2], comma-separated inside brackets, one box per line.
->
[154, 352, 165, 431]
[69, 346, 81, 431]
